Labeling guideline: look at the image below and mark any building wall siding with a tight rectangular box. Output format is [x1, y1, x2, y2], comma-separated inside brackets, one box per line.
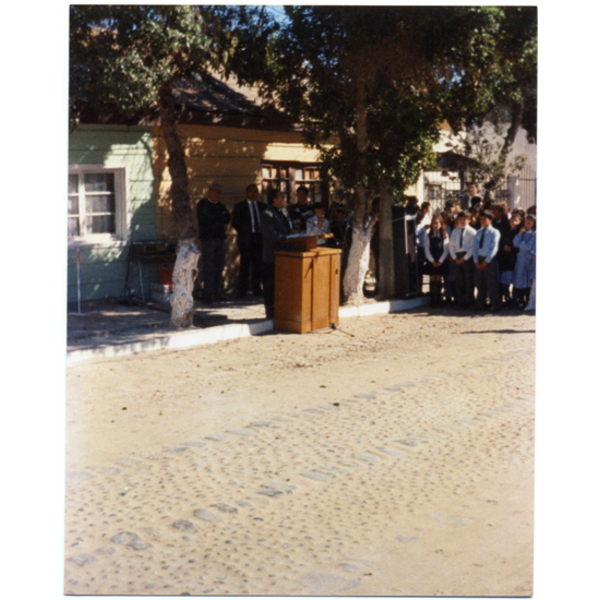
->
[153, 123, 320, 237]
[68, 123, 322, 302]
[68, 124, 157, 303]
[153, 123, 321, 294]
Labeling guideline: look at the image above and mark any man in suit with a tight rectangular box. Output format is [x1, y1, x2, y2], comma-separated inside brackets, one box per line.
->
[465, 183, 483, 210]
[196, 182, 231, 304]
[261, 189, 293, 319]
[231, 183, 266, 298]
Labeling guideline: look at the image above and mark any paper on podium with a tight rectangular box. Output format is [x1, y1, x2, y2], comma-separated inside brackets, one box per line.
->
[284, 233, 333, 252]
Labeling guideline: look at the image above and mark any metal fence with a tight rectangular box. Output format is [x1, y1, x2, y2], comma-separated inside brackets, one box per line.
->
[424, 166, 536, 213]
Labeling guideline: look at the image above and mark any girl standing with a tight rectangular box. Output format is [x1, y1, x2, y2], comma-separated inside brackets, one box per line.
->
[423, 214, 449, 307]
[497, 212, 523, 306]
[491, 203, 511, 237]
[416, 202, 432, 295]
[513, 215, 537, 308]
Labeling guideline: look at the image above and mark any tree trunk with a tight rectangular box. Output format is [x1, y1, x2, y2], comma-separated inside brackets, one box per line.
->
[158, 83, 200, 328]
[343, 71, 373, 304]
[377, 182, 395, 299]
[487, 101, 524, 191]
[343, 220, 376, 305]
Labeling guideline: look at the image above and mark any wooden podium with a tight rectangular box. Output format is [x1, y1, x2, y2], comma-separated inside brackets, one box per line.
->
[274, 235, 341, 334]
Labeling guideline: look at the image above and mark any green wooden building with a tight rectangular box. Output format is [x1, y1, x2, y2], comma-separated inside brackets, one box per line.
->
[67, 124, 158, 303]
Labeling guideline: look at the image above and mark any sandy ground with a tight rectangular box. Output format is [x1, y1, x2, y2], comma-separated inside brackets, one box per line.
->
[64, 307, 535, 596]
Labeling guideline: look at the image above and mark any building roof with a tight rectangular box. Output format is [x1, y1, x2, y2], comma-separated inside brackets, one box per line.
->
[74, 71, 295, 132]
[171, 73, 295, 131]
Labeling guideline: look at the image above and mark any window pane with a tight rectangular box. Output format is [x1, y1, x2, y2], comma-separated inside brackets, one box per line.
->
[68, 217, 80, 237]
[68, 195, 79, 215]
[86, 193, 115, 214]
[86, 214, 115, 234]
[68, 174, 78, 194]
[296, 168, 304, 180]
[84, 173, 115, 193]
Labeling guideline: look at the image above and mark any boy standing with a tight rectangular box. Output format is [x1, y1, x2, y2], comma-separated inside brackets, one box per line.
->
[472, 210, 501, 312]
[449, 211, 476, 308]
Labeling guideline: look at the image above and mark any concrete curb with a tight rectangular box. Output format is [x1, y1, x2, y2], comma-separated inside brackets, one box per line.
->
[66, 296, 429, 365]
[338, 296, 429, 319]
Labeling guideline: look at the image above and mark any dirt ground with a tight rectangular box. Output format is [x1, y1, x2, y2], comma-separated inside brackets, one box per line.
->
[64, 307, 535, 596]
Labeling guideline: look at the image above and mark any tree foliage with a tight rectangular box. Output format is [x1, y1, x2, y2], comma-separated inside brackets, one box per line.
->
[70, 5, 236, 326]
[227, 5, 537, 300]
[70, 5, 219, 128]
[444, 6, 537, 191]
[69, 5, 537, 305]
[249, 6, 529, 213]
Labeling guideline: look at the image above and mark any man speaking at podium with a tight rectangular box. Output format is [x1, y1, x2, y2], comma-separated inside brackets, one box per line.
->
[261, 189, 294, 319]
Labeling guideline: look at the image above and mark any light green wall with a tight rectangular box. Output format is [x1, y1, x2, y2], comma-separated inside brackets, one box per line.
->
[68, 124, 158, 303]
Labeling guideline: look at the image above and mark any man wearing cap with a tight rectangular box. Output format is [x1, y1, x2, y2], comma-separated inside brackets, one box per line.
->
[472, 210, 501, 312]
[196, 183, 231, 304]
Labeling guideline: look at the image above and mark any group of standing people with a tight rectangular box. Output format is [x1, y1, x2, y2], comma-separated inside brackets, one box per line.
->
[195, 180, 536, 317]
[416, 183, 537, 312]
[195, 182, 336, 319]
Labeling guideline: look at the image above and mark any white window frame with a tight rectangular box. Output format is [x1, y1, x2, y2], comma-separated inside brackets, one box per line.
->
[68, 164, 130, 246]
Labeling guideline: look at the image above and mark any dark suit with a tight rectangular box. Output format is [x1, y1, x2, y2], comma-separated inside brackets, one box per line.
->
[196, 197, 231, 300]
[466, 194, 483, 210]
[288, 203, 314, 232]
[231, 199, 266, 296]
[261, 205, 292, 319]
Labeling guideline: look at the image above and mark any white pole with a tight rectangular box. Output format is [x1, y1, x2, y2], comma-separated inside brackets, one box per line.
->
[76, 259, 82, 314]
[71, 249, 85, 316]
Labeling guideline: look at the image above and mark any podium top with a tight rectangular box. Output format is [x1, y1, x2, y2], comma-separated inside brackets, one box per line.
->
[282, 233, 333, 252]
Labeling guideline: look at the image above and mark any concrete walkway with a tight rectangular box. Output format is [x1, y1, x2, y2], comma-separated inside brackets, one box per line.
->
[66, 295, 429, 364]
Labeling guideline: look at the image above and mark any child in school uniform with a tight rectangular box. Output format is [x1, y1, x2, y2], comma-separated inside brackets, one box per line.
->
[306, 202, 330, 244]
[416, 202, 432, 294]
[442, 212, 457, 304]
[449, 211, 476, 309]
[469, 206, 482, 230]
[491, 203, 511, 238]
[423, 214, 449, 307]
[472, 210, 502, 311]
[524, 231, 536, 312]
[513, 214, 537, 308]
[497, 212, 523, 306]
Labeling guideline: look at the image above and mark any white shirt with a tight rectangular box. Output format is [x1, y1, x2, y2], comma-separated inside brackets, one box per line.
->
[449, 224, 476, 261]
[247, 199, 260, 232]
[306, 216, 330, 244]
[416, 213, 431, 246]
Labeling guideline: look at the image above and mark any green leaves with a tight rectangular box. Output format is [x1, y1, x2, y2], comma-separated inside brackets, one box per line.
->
[70, 5, 222, 125]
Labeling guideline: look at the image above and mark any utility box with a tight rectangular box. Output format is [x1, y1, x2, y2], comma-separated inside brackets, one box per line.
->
[150, 283, 172, 304]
